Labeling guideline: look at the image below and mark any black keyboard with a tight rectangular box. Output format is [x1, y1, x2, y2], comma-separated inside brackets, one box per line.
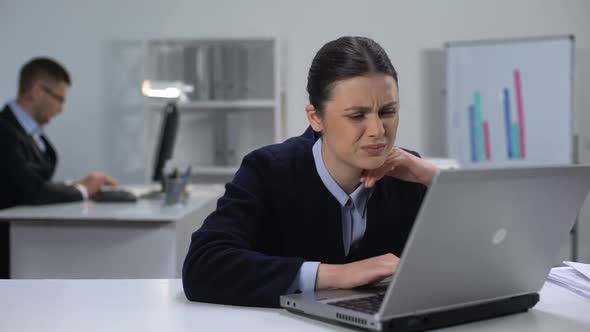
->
[92, 189, 138, 203]
[328, 293, 385, 314]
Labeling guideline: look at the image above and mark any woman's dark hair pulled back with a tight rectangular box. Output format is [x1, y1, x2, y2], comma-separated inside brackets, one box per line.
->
[307, 36, 398, 116]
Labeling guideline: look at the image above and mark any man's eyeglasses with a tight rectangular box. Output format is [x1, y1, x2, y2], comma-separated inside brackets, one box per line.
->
[41, 85, 66, 104]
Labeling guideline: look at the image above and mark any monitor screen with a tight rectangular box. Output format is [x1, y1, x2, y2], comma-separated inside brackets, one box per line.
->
[152, 102, 179, 182]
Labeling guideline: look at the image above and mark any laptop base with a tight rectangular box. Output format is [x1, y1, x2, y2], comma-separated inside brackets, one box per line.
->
[381, 293, 539, 331]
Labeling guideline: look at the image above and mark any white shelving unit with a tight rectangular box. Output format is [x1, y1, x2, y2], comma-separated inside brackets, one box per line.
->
[145, 38, 283, 182]
[147, 99, 276, 110]
[103, 38, 283, 184]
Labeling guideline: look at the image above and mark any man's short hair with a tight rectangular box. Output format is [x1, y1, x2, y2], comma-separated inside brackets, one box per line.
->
[18, 57, 71, 96]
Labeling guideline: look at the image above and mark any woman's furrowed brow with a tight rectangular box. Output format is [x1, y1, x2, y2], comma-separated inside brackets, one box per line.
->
[344, 101, 399, 112]
[343, 106, 372, 112]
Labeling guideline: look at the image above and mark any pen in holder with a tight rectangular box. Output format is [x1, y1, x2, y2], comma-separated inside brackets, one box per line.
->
[163, 166, 191, 205]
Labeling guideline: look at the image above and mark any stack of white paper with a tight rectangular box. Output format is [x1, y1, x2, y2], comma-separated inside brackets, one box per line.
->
[547, 261, 590, 300]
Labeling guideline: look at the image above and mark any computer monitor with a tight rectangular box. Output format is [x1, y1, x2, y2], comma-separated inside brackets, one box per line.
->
[152, 102, 179, 182]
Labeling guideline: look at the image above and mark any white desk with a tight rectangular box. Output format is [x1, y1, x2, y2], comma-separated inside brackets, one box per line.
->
[0, 185, 224, 279]
[0, 279, 587, 332]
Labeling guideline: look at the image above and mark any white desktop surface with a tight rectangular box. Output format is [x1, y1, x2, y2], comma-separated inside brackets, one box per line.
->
[0, 184, 224, 222]
[0, 279, 588, 332]
[0, 184, 225, 279]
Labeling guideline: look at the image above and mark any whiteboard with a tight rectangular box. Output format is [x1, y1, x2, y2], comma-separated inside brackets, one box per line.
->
[446, 36, 574, 168]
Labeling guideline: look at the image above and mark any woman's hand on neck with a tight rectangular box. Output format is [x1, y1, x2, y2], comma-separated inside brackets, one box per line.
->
[361, 147, 438, 187]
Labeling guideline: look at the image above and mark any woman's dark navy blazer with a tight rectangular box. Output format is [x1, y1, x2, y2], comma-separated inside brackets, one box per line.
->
[182, 127, 427, 308]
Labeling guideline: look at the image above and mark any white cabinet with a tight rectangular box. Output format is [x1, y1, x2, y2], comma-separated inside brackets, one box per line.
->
[103, 38, 283, 184]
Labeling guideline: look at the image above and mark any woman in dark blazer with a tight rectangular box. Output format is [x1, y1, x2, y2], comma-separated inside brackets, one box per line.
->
[182, 36, 438, 308]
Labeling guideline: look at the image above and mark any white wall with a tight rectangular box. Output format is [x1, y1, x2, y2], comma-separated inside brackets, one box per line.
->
[1, 0, 590, 260]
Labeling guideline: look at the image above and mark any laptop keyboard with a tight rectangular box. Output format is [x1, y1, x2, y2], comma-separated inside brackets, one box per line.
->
[328, 293, 384, 314]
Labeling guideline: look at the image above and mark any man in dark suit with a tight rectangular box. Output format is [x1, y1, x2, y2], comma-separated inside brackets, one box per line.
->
[0, 57, 118, 278]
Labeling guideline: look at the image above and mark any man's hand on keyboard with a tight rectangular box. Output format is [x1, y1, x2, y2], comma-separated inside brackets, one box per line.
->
[76, 172, 118, 197]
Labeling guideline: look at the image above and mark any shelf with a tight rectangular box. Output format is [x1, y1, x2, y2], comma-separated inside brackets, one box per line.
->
[138, 37, 281, 182]
[148, 99, 275, 111]
[190, 166, 239, 175]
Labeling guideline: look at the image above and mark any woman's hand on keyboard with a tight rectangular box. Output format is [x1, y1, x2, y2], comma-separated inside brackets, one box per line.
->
[316, 253, 400, 290]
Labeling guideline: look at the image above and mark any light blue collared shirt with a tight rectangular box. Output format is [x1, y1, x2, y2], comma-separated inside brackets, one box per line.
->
[9, 100, 46, 152]
[287, 137, 373, 294]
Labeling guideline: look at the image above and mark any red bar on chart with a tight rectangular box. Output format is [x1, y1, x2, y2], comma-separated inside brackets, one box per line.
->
[514, 69, 526, 158]
[483, 120, 492, 160]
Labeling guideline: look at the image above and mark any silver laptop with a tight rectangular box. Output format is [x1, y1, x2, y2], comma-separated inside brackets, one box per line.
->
[281, 165, 590, 331]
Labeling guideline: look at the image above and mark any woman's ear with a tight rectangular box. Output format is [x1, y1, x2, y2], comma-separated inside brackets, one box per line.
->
[305, 104, 323, 133]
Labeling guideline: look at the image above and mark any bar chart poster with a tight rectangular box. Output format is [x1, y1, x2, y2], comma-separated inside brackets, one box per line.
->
[446, 36, 573, 168]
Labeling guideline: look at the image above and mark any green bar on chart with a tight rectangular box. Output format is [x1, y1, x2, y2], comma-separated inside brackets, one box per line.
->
[511, 123, 521, 159]
[474, 91, 485, 161]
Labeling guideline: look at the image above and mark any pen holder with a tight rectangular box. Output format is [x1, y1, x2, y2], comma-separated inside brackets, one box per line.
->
[163, 177, 188, 206]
